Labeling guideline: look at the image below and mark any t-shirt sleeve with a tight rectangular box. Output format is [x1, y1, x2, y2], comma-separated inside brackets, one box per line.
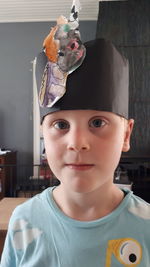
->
[0, 217, 17, 267]
[0, 201, 44, 267]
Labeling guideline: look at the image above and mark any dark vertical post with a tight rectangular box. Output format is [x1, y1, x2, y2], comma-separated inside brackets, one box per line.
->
[96, 0, 150, 157]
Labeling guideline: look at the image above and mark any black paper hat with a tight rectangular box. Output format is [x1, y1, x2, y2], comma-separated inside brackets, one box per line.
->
[36, 38, 129, 121]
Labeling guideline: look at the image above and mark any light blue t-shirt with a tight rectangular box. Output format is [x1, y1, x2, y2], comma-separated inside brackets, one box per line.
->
[1, 187, 150, 266]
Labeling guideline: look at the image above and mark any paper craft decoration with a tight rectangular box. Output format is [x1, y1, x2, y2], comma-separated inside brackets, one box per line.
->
[38, 0, 86, 108]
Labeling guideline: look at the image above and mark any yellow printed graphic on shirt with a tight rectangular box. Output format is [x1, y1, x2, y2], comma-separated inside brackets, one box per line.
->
[105, 238, 142, 266]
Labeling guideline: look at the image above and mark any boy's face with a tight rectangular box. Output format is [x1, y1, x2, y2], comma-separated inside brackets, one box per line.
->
[42, 110, 134, 194]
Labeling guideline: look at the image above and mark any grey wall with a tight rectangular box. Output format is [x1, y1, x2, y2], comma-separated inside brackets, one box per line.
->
[0, 21, 97, 165]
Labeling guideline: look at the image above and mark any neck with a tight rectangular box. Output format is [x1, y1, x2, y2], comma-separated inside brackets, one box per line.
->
[53, 182, 124, 221]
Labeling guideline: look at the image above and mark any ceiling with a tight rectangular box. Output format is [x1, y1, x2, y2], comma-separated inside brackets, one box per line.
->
[0, 0, 126, 23]
[0, 0, 101, 23]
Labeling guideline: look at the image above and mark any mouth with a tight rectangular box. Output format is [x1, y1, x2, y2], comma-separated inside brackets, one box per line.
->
[65, 163, 94, 171]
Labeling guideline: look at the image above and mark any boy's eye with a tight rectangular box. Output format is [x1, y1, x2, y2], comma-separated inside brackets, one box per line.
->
[89, 118, 106, 128]
[53, 120, 69, 130]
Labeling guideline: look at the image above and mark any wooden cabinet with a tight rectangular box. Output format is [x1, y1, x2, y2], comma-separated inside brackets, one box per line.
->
[0, 152, 17, 200]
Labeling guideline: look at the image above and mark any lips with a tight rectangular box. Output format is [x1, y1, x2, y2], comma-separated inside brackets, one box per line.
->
[65, 163, 94, 171]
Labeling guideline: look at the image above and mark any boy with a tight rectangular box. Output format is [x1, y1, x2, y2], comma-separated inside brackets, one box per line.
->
[1, 4, 150, 267]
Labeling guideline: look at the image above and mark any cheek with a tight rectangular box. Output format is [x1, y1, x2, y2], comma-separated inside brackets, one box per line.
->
[45, 140, 59, 158]
[111, 132, 124, 152]
[99, 128, 124, 147]
[44, 136, 63, 166]
[98, 130, 125, 161]
[44, 144, 60, 176]
[109, 134, 125, 164]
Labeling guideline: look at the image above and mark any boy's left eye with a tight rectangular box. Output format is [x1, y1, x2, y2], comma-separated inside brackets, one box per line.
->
[89, 118, 106, 128]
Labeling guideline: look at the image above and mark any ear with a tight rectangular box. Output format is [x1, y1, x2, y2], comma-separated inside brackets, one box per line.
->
[122, 119, 134, 152]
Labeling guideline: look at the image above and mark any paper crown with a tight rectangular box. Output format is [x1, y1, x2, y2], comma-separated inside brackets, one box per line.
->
[36, 38, 129, 121]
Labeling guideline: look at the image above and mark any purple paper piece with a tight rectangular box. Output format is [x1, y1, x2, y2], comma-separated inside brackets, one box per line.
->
[39, 61, 67, 107]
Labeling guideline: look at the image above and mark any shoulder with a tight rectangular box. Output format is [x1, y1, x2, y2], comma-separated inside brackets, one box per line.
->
[1, 187, 57, 265]
[127, 192, 150, 220]
[9, 187, 54, 228]
[13, 187, 50, 211]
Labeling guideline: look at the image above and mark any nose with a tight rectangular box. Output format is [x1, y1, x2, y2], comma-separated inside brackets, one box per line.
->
[67, 128, 90, 152]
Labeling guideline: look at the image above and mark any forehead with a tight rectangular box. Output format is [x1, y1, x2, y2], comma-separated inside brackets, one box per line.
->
[43, 109, 121, 121]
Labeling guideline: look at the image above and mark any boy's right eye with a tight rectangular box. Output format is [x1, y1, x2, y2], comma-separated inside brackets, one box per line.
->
[53, 120, 70, 130]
